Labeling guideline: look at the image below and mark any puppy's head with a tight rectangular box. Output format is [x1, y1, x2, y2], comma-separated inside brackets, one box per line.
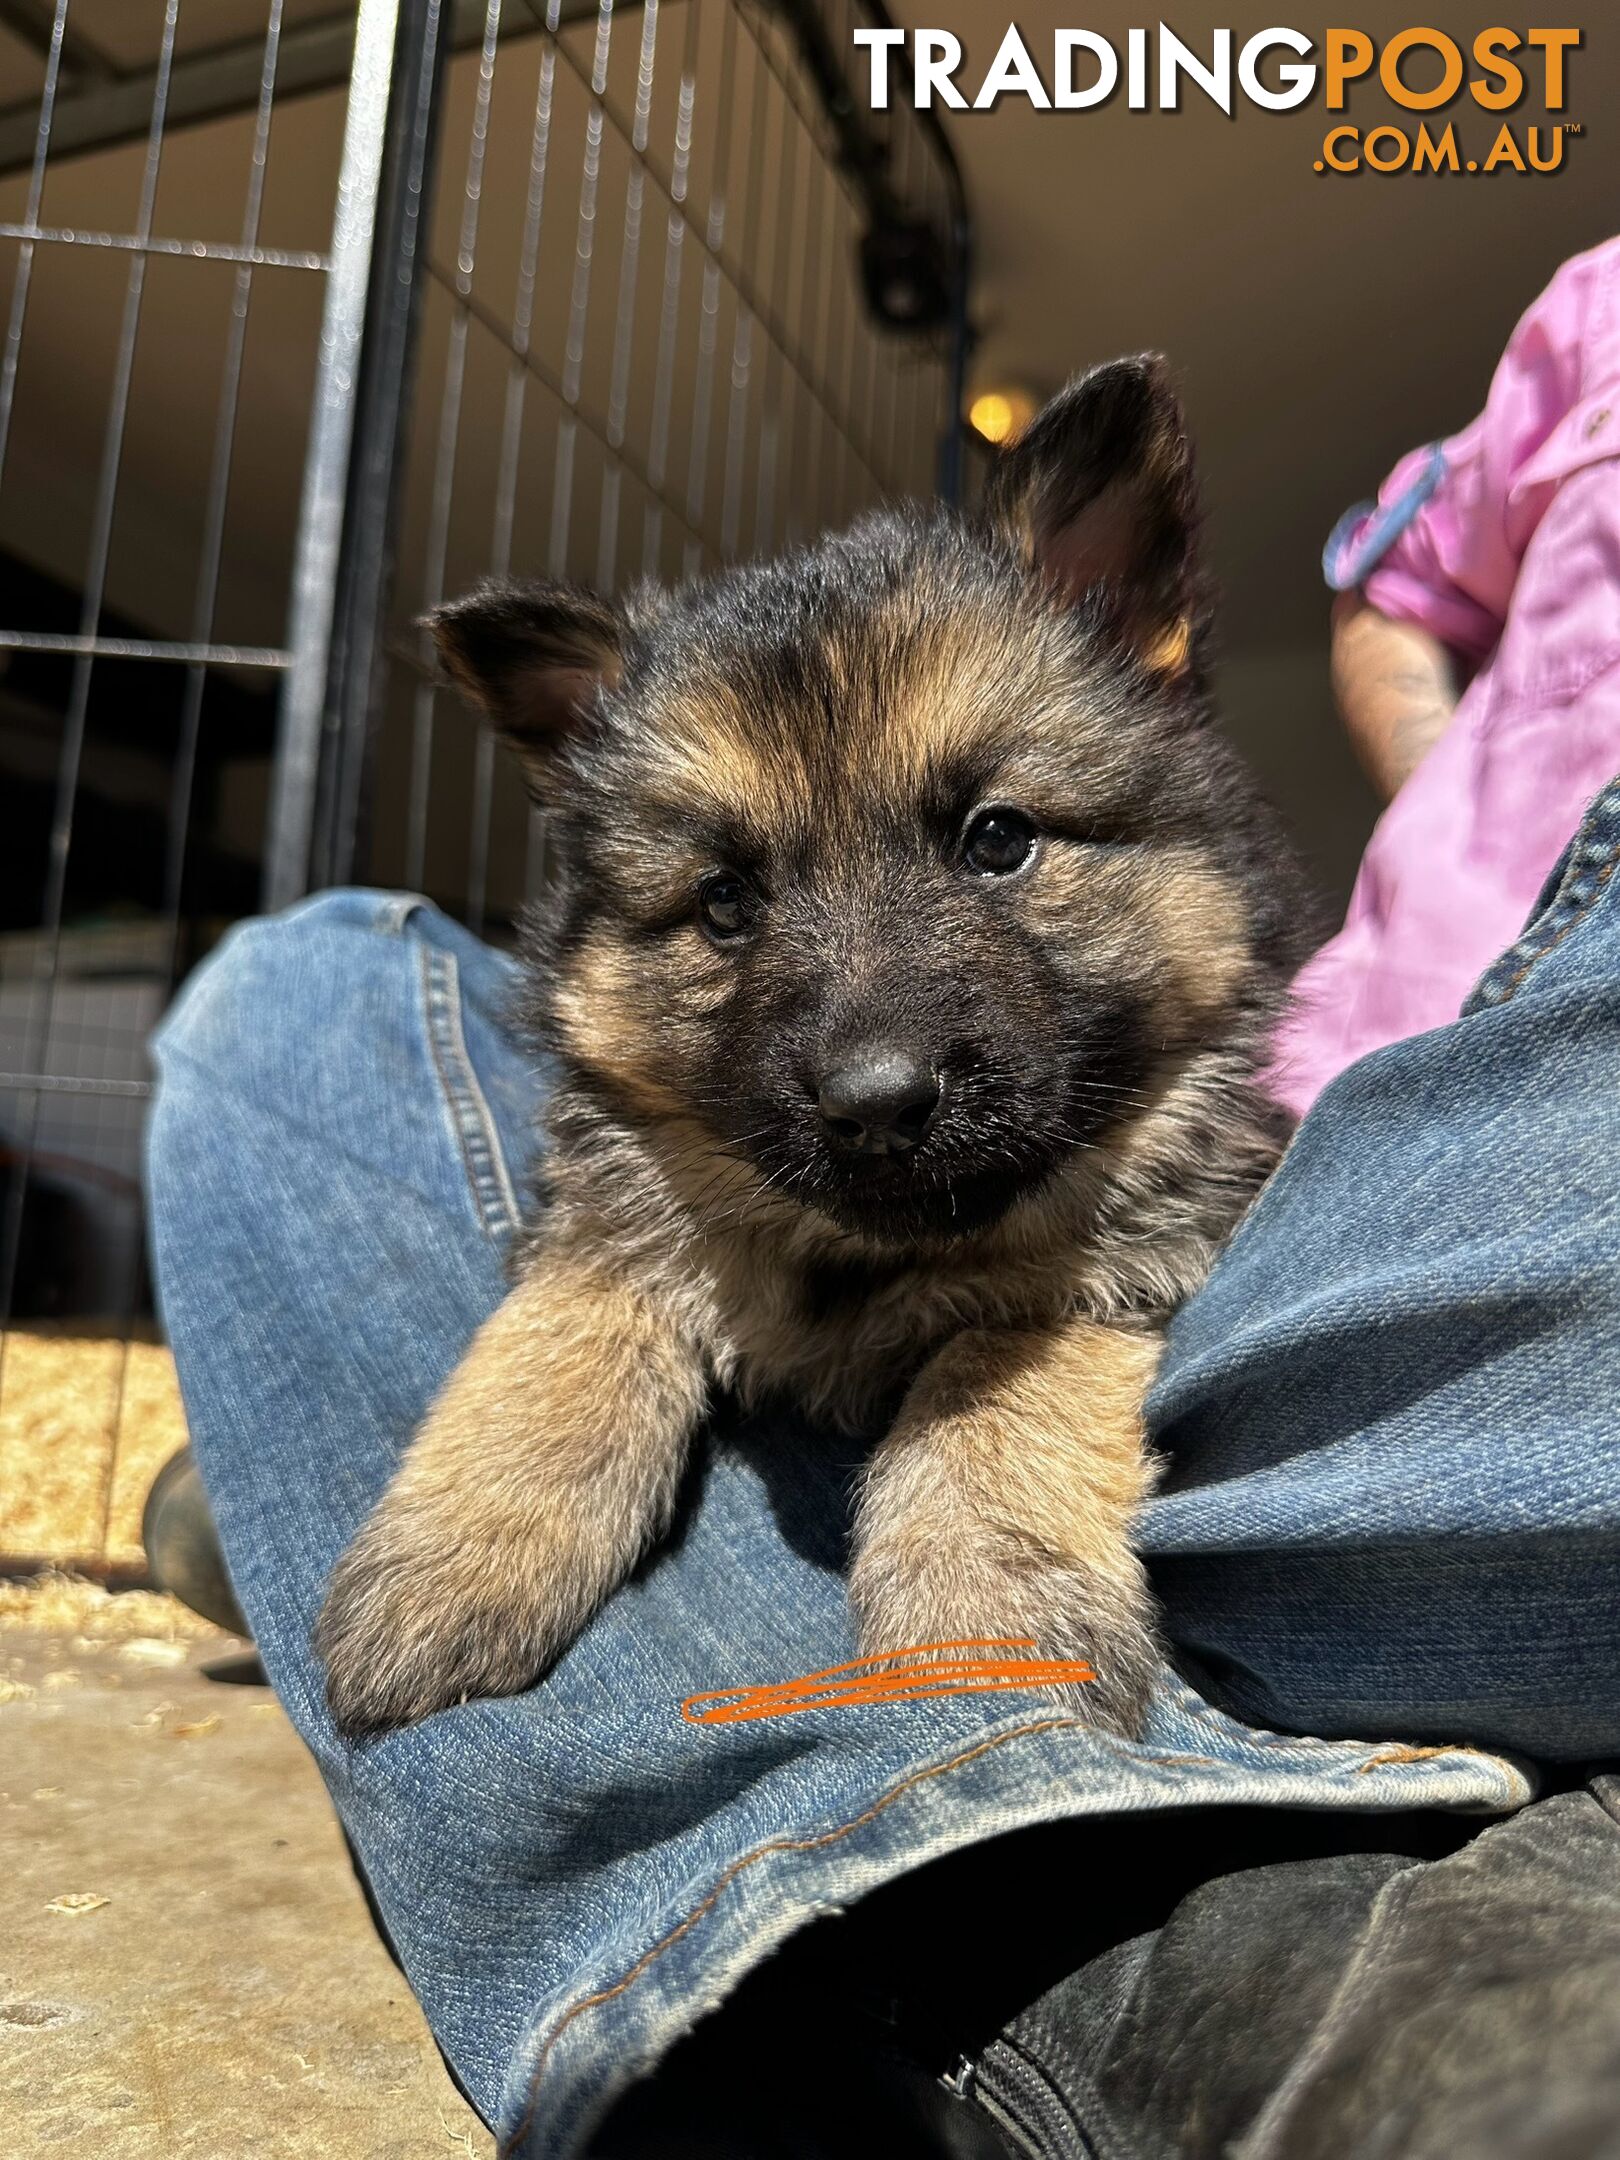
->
[431, 357, 1299, 1248]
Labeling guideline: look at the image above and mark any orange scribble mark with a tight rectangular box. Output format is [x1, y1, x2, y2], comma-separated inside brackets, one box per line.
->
[681, 1638, 1095, 1725]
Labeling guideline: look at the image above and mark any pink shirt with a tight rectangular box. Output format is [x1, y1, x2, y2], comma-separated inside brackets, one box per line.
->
[1269, 236, 1620, 1117]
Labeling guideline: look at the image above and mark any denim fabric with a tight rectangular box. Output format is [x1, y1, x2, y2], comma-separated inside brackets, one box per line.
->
[145, 785, 1620, 2154]
[1142, 778, 1620, 1757]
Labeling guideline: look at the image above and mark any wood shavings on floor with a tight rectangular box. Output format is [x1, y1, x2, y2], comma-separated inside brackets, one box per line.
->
[0, 1327, 187, 1569]
[0, 1571, 224, 1642]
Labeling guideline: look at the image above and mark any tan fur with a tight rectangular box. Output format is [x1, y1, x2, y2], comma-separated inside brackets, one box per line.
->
[552, 933, 690, 1118]
[1142, 855, 1253, 1033]
[849, 1319, 1163, 1728]
[1143, 616, 1193, 676]
[315, 1242, 706, 1735]
[854, 605, 1026, 791]
[642, 684, 806, 836]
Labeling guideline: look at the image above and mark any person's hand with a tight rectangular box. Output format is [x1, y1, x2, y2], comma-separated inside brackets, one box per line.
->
[1330, 590, 1459, 802]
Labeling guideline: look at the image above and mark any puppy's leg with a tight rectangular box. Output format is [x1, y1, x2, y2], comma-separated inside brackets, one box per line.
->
[316, 1244, 705, 1737]
[848, 1319, 1163, 1736]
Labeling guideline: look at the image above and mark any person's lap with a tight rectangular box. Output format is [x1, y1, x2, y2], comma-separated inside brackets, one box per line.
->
[144, 783, 1620, 2157]
[1138, 778, 1620, 1755]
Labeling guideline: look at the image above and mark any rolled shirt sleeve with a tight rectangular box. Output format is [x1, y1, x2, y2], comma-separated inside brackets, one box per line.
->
[1324, 248, 1602, 666]
[1272, 240, 1620, 1120]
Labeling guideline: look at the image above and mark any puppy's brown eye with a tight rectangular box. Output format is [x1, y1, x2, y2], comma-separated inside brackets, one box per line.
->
[962, 808, 1037, 877]
[698, 872, 756, 942]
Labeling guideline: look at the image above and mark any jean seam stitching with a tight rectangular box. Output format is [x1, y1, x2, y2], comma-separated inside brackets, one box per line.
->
[1467, 778, 1620, 1007]
[500, 1705, 1518, 2155]
[1492, 837, 1620, 1005]
[501, 1714, 1089, 2156]
[419, 943, 521, 1238]
[436, 949, 524, 1232]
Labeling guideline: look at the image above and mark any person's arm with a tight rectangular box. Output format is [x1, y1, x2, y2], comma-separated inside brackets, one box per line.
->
[1323, 247, 1609, 805]
[1329, 590, 1459, 802]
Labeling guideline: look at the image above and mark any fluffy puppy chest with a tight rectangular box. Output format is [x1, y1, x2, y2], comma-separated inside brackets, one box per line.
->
[543, 1083, 1265, 1436]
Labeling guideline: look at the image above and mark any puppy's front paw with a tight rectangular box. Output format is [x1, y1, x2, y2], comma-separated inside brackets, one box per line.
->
[314, 1504, 581, 1739]
[849, 1535, 1161, 1740]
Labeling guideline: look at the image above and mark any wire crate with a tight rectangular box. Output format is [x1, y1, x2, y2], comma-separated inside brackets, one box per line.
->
[0, 0, 970, 1573]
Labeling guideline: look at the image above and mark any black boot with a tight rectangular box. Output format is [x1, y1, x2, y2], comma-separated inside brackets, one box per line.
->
[142, 1446, 250, 1639]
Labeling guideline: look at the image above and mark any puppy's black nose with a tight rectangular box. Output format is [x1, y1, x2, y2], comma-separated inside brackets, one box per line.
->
[817, 1050, 941, 1155]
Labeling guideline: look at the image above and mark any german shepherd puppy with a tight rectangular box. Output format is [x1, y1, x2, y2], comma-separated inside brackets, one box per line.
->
[317, 356, 1304, 1740]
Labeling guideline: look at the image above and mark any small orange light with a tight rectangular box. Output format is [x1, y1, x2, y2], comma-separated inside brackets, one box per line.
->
[969, 388, 1036, 445]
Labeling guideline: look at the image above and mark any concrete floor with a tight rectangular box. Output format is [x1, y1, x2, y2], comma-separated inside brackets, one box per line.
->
[1, 1618, 493, 2158]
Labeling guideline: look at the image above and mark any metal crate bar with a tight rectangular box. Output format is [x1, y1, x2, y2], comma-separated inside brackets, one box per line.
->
[0, 630, 291, 666]
[349, 0, 968, 928]
[0, 1074, 155, 1100]
[0, 225, 327, 270]
[0, 0, 564, 177]
[0, 0, 182, 1338]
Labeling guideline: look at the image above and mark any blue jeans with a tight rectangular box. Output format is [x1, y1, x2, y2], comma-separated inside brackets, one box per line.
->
[145, 782, 1620, 2158]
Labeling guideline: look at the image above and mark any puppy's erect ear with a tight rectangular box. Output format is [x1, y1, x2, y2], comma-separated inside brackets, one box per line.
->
[426, 578, 623, 797]
[984, 355, 1203, 680]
